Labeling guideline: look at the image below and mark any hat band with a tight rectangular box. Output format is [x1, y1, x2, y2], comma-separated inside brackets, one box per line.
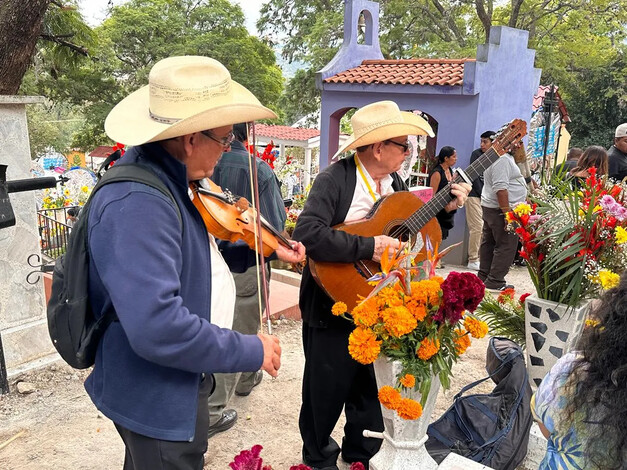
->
[150, 110, 182, 125]
[354, 115, 404, 138]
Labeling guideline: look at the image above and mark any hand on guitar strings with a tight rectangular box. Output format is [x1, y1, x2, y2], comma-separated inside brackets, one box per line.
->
[257, 333, 282, 378]
[372, 235, 406, 263]
[450, 182, 471, 209]
[275, 240, 306, 264]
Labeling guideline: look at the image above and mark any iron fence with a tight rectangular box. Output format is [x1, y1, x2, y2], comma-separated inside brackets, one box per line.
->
[37, 206, 77, 260]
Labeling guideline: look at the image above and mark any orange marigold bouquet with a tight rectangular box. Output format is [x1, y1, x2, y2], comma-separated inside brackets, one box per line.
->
[332, 244, 487, 420]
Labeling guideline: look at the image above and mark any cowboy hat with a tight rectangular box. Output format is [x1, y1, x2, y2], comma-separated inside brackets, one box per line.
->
[105, 56, 277, 146]
[332, 101, 434, 160]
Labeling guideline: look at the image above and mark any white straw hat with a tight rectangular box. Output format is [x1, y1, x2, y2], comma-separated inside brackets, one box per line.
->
[331, 101, 434, 160]
[105, 56, 277, 146]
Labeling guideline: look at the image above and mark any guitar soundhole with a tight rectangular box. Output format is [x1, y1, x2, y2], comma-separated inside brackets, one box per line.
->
[388, 224, 410, 242]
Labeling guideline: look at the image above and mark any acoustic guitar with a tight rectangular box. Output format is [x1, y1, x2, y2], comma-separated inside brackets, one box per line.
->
[309, 119, 527, 309]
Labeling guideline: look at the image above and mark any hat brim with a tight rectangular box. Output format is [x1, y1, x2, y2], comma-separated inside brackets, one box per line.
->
[105, 80, 277, 146]
[331, 112, 434, 160]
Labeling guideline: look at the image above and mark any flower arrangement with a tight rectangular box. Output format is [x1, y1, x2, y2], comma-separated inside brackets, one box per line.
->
[332, 244, 487, 420]
[41, 185, 90, 209]
[475, 288, 530, 348]
[229, 445, 365, 470]
[506, 168, 627, 306]
[246, 141, 277, 169]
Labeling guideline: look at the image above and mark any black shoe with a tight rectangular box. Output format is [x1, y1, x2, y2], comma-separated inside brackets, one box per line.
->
[235, 370, 263, 397]
[207, 409, 237, 438]
[485, 283, 515, 292]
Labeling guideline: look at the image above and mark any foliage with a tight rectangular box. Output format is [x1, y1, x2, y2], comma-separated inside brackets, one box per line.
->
[507, 170, 627, 306]
[25, 100, 82, 157]
[332, 244, 487, 420]
[475, 289, 530, 348]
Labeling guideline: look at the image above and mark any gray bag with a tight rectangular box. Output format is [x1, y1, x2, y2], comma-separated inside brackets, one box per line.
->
[426, 337, 532, 470]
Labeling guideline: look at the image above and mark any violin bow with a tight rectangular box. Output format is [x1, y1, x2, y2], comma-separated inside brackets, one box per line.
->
[248, 122, 273, 336]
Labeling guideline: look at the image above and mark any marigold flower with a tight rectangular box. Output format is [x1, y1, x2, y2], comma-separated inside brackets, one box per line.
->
[377, 286, 404, 307]
[378, 385, 401, 410]
[399, 374, 416, 388]
[348, 328, 381, 364]
[615, 226, 627, 245]
[464, 316, 489, 339]
[382, 306, 417, 337]
[351, 297, 380, 327]
[396, 397, 423, 420]
[513, 203, 532, 216]
[454, 329, 471, 355]
[417, 337, 440, 361]
[331, 302, 347, 316]
[408, 303, 427, 322]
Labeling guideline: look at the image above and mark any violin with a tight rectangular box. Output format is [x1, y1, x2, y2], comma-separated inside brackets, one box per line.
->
[190, 179, 294, 257]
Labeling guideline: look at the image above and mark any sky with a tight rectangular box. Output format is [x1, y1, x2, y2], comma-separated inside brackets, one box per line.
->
[78, 0, 267, 35]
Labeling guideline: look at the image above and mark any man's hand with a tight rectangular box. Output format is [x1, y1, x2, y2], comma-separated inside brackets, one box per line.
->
[257, 333, 281, 378]
[372, 235, 404, 262]
[450, 182, 471, 209]
[275, 240, 306, 263]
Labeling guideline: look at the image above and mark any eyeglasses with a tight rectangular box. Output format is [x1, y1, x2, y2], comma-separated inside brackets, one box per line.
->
[201, 130, 235, 148]
[385, 139, 410, 152]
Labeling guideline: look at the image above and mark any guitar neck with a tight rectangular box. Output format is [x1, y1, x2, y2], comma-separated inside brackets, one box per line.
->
[404, 147, 502, 233]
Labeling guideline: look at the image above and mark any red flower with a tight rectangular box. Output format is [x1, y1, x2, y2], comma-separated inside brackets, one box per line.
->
[519, 293, 531, 304]
[497, 287, 515, 303]
[434, 272, 485, 323]
[349, 463, 366, 470]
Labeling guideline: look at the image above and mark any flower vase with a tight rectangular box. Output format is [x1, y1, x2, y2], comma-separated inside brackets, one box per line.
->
[367, 357, 441, 470]
[525, 294, 590, 388]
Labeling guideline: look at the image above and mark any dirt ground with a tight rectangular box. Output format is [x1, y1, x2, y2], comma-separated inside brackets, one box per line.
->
[0, 265, 534, 470]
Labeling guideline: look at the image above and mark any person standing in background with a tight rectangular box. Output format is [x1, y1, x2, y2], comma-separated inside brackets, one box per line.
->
[608, 123, 627, 181]
[466, 131, 495, 270]
[428, 146, 461, 241]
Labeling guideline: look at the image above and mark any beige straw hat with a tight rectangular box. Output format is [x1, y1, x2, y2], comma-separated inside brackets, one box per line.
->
[332, 101, 434, 160]
[105, 56, 277, 146]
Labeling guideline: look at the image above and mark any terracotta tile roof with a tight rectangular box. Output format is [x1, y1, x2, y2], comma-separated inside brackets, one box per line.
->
[532, 85, 571, 123]
[88, 146, 115, 158]
[323, 58, 474, 87]
[254, 124, 320, 141]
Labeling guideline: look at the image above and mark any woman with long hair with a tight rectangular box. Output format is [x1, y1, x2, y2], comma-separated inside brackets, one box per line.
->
[532, 271, 627, 469]
[429, 146, 459, 240]
[570, 145, 609, 183]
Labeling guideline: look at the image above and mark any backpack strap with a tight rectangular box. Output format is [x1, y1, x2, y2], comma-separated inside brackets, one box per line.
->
[94, 164, 182, 227]
[81, 164, 183, 328]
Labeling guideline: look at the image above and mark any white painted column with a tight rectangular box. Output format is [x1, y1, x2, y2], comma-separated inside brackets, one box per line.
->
[304, 147, 312, 189]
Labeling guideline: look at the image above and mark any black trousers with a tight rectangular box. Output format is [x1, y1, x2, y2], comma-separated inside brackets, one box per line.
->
[299, 320, 383, 468]
[115, 374, 213, 470]
[478, 206, 519, 288]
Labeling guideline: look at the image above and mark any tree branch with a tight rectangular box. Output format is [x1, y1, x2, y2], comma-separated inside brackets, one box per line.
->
[40, 33, 88, 56]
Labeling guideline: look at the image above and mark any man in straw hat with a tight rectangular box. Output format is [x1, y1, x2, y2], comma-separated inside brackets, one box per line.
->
[85, 55, 304, 469]
[292, 101, 470, 470]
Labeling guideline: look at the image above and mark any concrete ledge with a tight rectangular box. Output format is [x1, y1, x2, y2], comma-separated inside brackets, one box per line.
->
[519, 423, 547, 469]
[439, 453, 494, 469]
[270, 268, 301, 288]
[3, 319, 56, 371]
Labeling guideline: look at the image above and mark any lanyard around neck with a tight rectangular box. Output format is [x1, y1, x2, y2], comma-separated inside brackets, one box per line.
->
[355, 156, 378, 203]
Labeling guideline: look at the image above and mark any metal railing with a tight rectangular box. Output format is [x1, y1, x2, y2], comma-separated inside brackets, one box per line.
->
[37, 207, 77, 260]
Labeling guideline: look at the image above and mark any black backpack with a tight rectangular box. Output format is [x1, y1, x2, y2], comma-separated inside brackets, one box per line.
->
[47, 164, 181, 369]
[426, 337, 532, 470]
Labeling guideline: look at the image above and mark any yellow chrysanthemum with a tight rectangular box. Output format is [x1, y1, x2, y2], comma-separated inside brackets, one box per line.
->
[399, 374, 416, 388]
[454, 329, 472, 355]
[513, 203, 532, 216]
[417, 337, 440, 361]
[331, 302, 347, 316]
[348, 328, 381, 364]
[381, 306, 417, 337]
[378, 386, 401, 410]
[615, 226, 627, 245]
[396, 397, 423, 420]
[464, 316, 489, 339]
[351, 297, 380, 327]
[595, 270, 620, 290]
